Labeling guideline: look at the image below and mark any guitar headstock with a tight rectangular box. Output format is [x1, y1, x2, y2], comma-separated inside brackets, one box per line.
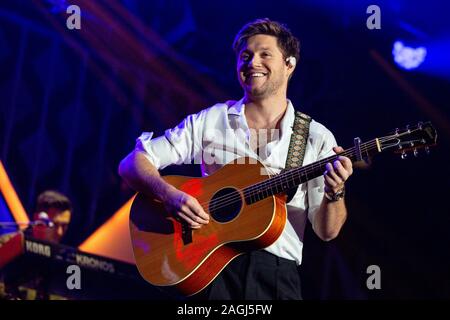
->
[377, 122, 437, 158]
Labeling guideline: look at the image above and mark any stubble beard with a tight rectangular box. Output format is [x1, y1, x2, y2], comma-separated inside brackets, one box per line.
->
[246, 74, 284, 99]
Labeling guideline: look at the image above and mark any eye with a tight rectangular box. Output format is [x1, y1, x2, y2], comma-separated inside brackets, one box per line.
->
[240, 53, 250, 61]
[261, 52, 271, 57]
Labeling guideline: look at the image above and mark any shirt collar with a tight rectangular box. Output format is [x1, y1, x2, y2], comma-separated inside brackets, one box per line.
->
[227, 98, 245, 116]
[279, 99, 295, 136]
[227, 98, 295, 134]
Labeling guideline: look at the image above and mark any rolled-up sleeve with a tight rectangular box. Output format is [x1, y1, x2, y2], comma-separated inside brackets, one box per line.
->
[306, 127, 338, 225]
[135, 112, 204, 170]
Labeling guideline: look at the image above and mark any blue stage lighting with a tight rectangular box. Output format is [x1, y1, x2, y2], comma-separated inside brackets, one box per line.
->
[392, 41, 427, 70]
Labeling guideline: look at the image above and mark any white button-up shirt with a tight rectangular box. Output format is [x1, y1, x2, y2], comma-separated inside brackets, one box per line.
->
[135, 98, 337, 265]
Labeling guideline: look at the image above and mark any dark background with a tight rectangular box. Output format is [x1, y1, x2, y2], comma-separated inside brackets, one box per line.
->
[1, 0, 449, 299]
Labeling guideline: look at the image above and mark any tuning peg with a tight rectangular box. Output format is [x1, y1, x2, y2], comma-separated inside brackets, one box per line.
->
[418, 121, 423, 129]
[425, 146, 430, 155]
[401, 151, 408, 159]
[414, 148, 419, 157]
[395, 128, 400, 135]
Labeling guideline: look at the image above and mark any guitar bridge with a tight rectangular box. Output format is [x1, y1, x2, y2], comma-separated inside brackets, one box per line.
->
[181, 223, 192, 244]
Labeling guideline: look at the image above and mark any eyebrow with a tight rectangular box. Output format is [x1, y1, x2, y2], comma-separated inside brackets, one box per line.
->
[240, 47, 273, 54]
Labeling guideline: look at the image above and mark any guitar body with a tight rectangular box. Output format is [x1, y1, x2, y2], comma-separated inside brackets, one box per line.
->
[129, 157, 287, 296]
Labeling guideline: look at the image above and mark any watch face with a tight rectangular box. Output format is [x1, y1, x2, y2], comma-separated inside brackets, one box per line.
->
[325, 188, 345, 201]
[335, 192, 345, 200]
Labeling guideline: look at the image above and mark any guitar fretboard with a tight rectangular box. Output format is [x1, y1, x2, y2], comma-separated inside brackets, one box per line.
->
[243, 138, 379, 204]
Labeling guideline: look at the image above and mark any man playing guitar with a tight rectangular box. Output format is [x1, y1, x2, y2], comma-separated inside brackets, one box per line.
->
[119, 18, 353, 300]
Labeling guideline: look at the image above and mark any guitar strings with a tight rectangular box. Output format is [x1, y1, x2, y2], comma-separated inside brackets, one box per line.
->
[198, 138, 385, 212]
[197, 131, 423, 212]
[238, 132, 412, 202]
[194, 138, 385, 212]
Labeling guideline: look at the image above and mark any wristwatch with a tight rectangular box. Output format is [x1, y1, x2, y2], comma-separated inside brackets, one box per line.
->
[325, 187, 345, 202]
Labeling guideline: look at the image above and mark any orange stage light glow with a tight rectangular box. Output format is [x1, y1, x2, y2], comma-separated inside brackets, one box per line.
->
[0, 161, 29, 229]
[78, 195, 136, 264]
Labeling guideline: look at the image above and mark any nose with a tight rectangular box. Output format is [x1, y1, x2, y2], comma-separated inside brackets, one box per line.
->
[248, 55, 262, 68]
[57, 225, 64, 237]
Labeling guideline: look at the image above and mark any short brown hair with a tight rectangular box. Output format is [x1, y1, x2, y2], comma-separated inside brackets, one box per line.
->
[232, 18, 300, 63]
[36, 190, 72, 213]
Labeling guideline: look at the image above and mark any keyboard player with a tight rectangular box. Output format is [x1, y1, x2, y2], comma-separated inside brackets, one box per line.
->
[1, 190, 72, 299]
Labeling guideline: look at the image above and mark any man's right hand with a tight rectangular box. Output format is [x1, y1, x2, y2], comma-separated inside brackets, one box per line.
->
[161, 186, 210, 229]
[119, 151, 209, 228]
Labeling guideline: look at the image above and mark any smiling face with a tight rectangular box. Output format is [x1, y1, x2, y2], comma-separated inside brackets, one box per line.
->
[237, 34, 293, 100]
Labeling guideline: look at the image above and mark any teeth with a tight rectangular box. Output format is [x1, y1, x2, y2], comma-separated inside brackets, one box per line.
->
[247, 73, 266, 78]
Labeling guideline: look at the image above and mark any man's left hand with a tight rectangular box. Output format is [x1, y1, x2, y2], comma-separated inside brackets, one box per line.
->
[323, 146, 353, 195]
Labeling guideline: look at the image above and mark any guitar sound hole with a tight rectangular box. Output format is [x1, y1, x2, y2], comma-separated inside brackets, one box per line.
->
[209, 187, 242, 223]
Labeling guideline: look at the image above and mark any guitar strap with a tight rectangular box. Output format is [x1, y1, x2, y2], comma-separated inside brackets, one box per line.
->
[284, 110, 312, 201]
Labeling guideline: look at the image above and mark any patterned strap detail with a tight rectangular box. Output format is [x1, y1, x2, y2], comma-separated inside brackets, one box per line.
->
[285, 111, 312, 170]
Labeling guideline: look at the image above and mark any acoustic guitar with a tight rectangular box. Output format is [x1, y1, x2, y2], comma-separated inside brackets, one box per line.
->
[129, 122, 437, 296]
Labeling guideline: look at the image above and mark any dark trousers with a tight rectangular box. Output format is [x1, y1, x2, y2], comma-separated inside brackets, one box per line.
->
[193, 250, 302, 300]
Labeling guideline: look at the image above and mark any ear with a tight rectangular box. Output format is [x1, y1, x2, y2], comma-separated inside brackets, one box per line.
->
[286, 56, 297, 68]
[285, 56, 296, 79]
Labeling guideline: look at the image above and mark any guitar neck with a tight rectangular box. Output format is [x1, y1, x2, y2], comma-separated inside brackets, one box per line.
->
[243, 138, 381, 204]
